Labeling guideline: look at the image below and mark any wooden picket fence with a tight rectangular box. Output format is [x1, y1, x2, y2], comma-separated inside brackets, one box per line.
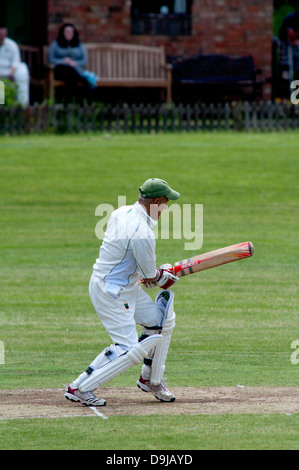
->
[0, 101, 299, 135]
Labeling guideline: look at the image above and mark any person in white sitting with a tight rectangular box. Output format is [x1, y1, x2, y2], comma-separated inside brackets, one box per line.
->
[0, 25, 30, 106]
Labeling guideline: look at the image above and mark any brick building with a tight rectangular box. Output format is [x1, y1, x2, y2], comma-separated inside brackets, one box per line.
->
[3, 0, 273, 98]
[46, 0, 273, 97]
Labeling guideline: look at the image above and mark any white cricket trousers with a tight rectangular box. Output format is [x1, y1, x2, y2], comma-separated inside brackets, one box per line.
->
[89, 273, 163, 348]
[13, 62, 30, 106]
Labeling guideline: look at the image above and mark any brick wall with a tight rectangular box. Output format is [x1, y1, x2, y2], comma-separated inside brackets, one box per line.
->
[47, 0, 273, 97]
[47, 0, 131, 43]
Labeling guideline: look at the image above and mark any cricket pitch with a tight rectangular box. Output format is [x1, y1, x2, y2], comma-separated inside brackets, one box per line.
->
[1, 387, 299, 420]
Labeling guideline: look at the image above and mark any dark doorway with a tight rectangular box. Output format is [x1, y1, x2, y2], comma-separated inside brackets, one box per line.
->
[2, 0, 47, 46]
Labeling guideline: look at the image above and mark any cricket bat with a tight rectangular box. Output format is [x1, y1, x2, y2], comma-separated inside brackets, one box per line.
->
[171, 241, 254, 277]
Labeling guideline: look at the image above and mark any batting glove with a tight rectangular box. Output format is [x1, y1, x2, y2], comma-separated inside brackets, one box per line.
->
[140, 264, 179, 290]
[155, 268, 179, 289]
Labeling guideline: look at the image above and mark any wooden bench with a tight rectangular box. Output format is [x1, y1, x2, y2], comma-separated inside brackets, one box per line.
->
[44, 43, 172, 103]
[168, 54, 266, 100]
[20, 45, 43, 86]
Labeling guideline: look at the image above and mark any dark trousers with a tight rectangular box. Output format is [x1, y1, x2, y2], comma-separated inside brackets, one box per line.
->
[54, 64, 90, 102]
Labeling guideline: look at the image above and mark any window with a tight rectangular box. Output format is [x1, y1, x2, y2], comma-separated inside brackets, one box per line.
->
[131, 1, 192, 36]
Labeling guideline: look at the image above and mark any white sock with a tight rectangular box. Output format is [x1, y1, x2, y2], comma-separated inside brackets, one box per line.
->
[70, 370, 90, 389]
[141, 363, 151, 381]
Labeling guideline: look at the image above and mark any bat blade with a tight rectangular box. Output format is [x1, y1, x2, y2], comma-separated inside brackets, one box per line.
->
[172, 241, 254, 277]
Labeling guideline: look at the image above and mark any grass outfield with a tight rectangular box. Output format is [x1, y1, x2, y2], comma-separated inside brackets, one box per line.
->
[0, 131, 298, 450]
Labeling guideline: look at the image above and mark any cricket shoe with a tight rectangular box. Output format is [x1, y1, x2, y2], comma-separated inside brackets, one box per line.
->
[65, 386, 106, 407]
[137, 375, 175, 402]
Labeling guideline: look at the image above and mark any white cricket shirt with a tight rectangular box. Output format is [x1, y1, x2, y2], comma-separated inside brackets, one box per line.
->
[93, 202, 157, 296]
[0, 38, 21, 76]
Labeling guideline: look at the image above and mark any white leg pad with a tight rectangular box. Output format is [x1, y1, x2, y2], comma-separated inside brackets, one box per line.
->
[79, 334, 163, 392]
[149, 290, 176, 386]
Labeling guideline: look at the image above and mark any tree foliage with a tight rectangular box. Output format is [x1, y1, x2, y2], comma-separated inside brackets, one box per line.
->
[274, 0, 299, 11]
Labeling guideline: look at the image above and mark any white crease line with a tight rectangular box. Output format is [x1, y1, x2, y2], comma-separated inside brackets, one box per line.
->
[89, 406, 108, 419]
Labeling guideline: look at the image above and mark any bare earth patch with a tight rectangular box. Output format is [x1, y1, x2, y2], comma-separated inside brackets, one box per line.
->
[0, 387, 298, 420]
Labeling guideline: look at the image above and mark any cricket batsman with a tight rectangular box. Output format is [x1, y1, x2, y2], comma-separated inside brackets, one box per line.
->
[65, 178, 180, 406]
